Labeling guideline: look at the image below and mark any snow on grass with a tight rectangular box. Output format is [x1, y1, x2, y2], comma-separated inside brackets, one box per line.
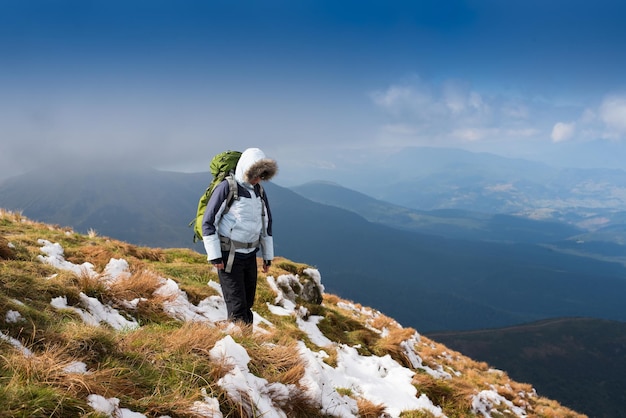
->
[38, 239, 97, 278]
[0, 331, 33, 357]
[210, 335, 292, 418]
[50, 293, 139, 330]
[32, 239, 537, 418]
[189, 388, 224, 418]
[472, 389, 528, 417]
[5, 309, 24, 323]
[87, 395, 146, 418]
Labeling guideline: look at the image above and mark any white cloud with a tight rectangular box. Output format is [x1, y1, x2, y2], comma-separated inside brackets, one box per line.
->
[373, 76, 494, 125]
[371, 77, 562, 150]
[551, 122, 576, 142]
[371, 81, 438, 119]
[599, 95, 626, 139]
[371, 78, 626, 154]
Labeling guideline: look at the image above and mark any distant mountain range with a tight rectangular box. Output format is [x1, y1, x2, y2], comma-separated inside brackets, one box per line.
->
[292, 180, 626, 268]
[1, 157, 626, 334]
[303, 146, 626, 246]
[292, 180, 583, 243]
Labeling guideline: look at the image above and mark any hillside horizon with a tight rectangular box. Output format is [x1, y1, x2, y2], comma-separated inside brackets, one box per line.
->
[0, 209, 585, 417]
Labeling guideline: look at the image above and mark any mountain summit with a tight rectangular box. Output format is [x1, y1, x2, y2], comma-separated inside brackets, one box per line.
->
[0, 209, 583, 417]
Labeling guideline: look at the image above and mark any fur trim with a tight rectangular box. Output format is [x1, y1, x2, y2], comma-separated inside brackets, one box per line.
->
[245, 158, 278, 182]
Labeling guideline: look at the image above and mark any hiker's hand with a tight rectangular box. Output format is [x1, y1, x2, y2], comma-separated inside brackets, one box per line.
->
[262, 263, 269, 273]
[213, 262, 224, 271]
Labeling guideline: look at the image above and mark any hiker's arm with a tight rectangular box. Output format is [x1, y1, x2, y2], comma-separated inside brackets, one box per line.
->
[260, 191, 274, 263]
[202, 181, 231, 262]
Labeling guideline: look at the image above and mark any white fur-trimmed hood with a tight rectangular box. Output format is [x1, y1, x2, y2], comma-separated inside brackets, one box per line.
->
[235, 148, 278, 184]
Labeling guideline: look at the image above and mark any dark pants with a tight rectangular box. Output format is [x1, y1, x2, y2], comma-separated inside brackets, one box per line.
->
[218, 252, 258, 324]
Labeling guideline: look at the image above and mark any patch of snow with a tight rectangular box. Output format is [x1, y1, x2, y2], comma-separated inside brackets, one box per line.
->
[297, 343, 359, 417]
[64, 361, 89, 374]
[334, 344, 445, 417]
[303, 268, 325, 294]
[298, 341, 447, 417]
[155, 278, 226, 323]
[267, 274, 298, 312]
[209, 335, 290, 418]
[0, 331, 33, 357]
[267, 302, 292, 316]
[399, 333, 423, 369]
[5, 309, 24, 323]
[297, 315, 333, 347]
[37, 239, 97, 278]
[101, 258, 132, 284]
[87, 394, 146, 418]
[50, 294, 139, 330]
[472, 389, 527, 418]
[189, 388, 223, 418]
[120, 297, 147, 310]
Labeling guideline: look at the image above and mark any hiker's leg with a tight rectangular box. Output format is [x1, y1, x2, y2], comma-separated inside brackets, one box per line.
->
[218, 258, 248, 323]
[241, 255, 258, 324]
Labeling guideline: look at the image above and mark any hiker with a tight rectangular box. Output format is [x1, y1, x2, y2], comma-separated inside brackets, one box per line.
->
[201, 147, 278, 325]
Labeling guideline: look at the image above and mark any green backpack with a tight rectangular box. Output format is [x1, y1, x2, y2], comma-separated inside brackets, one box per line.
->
[190, 150, 242, 242]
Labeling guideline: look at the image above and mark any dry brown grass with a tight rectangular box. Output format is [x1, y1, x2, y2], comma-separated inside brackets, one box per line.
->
[368, 312, 401, 332]
[269, 257, 311, 276]
[412, 371, 475, 413]
[416, 337, 475, 373]
[1, 343, 138, 399]
[67, 243, 164, 271]
[0, 235, 15, 260]
[533, 398, 589, 418]
[160, 322, 223, 358]
[323, 293, 341, 305]
[106, 268, 166, 301]
[52, 322, 118, 365]
[246, 335, 306, 385]
[0, 209, 29, 225]
[373, 327, 419, 368]
[68, 245, 118, 271]
[73, 269, 108, 297]
[357, 397, 388, 417]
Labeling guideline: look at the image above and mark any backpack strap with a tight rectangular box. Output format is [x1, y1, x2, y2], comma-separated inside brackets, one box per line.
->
[221, 174, 239, 216]
[258, 184, 266, 236]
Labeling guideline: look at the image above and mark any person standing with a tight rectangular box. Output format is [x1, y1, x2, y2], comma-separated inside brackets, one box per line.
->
[202, 148, 277, 325]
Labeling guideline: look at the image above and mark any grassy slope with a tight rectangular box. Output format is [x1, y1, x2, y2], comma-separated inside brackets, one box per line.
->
[0, 209, 583, 417]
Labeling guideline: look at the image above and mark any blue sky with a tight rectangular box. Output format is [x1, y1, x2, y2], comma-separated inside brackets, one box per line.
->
[2, 0, 626, 184]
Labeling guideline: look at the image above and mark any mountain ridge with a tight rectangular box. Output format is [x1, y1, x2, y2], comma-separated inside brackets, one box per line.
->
[299, 147, 626, 246]
[291, 180, 584, 244]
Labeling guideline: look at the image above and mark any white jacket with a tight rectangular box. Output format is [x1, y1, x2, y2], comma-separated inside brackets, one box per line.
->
[202, 148, 275, 262]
